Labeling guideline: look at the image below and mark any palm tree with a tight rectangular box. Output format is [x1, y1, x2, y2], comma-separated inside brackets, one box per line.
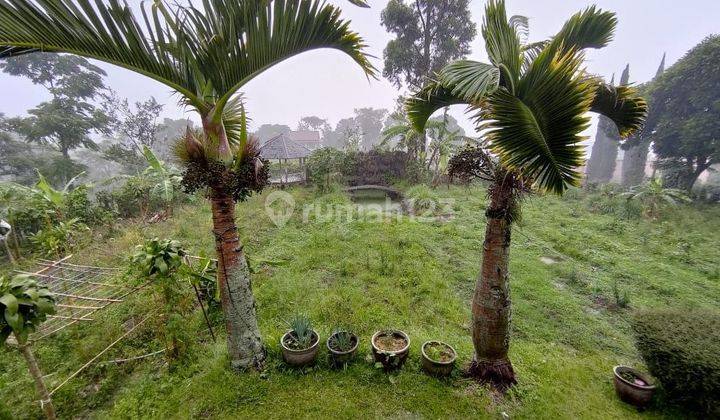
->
[621, 177, 691, 220]
[407, 0, 647, 388]
[1, 0, 375, 370]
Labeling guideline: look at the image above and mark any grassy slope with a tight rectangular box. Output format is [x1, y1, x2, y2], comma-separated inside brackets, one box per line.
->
[1, 185, 718, 419]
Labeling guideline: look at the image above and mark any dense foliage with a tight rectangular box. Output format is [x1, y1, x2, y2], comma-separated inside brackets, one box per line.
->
[306, 148, 418, 189]
[632, 308, 720, 415]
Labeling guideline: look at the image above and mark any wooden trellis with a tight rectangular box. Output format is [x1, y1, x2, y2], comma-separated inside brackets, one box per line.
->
[13, 255, 144, 341]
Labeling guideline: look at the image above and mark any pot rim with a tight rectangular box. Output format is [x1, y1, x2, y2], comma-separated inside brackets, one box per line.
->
[280, 330, 320, 354]
[613, 365, 656, 390]
[421, 340, 457, 365]
[371, 330, 410, 355]
[326, 331, 360, 355]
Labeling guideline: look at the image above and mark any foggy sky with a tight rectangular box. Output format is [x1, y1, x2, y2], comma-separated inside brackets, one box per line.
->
[1, 0, 718, 141]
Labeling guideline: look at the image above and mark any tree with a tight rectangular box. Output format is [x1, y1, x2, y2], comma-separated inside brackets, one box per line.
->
[646, 36, 720, 191]
[406, 0, 646, 388]
[353, 107, 388, 150]
[298, 116, 331, 133]
[253, 124, 292, 143]
[0, 54, 112, 159]
[1, 274, 57, 420]
[586, 65, 629, 184]
[621, 54, 666, 187]
[106, 94, 165, 155]
[0, 0, 374, 370]
[381, 0, 476, 90]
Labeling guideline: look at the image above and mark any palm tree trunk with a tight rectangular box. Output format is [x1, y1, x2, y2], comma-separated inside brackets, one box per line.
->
[210, 187, 266, 370]
[15, 335, 56, 420]
[469, 179, 517, 389]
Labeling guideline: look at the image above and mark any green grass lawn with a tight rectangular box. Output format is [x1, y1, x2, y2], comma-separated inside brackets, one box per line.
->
[1, 185, 718, 419]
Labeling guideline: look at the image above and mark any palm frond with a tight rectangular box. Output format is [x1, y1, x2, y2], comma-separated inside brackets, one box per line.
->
[347, 0, 370, 7]
[0, 0, 200, 105]
[438, 60, 500, 103]
[548, 6, 617, 54]
[588, 79, 647, 138]
[184, 0, 377, 111]
[479, 48, 593, 194]
[405, 81, 470, 132]
[509, 15, 529, 45]
[482, 0, 522, 88]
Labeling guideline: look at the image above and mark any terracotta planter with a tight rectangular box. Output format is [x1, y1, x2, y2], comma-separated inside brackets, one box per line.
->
[421, 341, 457, 377]
[613, 366, 656, 409]
[280, 330, 320, 367]
[371, 330, 410, 370]
[326, 331, 359, 367]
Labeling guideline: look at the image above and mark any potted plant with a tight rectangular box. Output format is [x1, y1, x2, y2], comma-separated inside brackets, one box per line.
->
[421, 341, 457, 377]
[280, 314, 319, 367]
[327, 327, 359, 367]
[613, 366, 656, 409]
[371, 330, 410, 370]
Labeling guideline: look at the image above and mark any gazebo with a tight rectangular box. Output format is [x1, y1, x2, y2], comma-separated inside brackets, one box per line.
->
[259, 133, 312, 185]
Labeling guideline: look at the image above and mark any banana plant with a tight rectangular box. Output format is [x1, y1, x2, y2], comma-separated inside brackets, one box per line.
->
[141, 146, 182, 215]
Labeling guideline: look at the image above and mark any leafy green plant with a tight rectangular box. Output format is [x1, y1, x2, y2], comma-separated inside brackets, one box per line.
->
[612, 279, 630, 309]
[632, 309, 720, 415]
[28, 218, 89, 257]
[1, 274, 55, 344]
[285, 314, 315, 350]
[0, 274, 57, 419]
[141, 146, 183, 215]
[329, 328, 355, 352]
[132, 238, 190, 364]
[622, 177, 691, 219]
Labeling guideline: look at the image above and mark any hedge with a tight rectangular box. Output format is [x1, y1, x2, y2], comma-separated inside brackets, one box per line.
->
[632, 308, 720, 415]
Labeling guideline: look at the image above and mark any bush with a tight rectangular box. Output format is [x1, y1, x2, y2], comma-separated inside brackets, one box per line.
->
[632, 308, 720, 415]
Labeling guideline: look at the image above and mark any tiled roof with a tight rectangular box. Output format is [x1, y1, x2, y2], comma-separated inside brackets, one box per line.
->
[288, 130, 321, 143]
[260, 133, 311, 160]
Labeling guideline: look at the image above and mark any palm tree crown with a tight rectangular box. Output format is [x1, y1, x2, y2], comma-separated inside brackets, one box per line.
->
[406, 0, 647, 194]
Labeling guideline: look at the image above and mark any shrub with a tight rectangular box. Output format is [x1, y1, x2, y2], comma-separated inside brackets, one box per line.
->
[632, 308, 720, 415]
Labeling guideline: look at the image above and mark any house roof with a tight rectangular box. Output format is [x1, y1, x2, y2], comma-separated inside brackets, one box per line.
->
[287, 130, 321, 143]
[260, 133, 312, 160]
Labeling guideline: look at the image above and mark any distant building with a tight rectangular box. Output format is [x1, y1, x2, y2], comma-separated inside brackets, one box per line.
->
[287, 130, 322, 151]
[259, 133, 312, 163]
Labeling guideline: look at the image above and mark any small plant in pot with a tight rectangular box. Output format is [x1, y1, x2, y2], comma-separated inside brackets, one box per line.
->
[613, 366, 656, 409]
[371, 330, 410, 370]
[327, 327, 359, 367]
[421, 341, 457, 377]
[280, 314, 320, 367]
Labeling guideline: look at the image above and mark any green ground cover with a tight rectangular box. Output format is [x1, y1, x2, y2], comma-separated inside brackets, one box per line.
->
[1, 185, 718, 419]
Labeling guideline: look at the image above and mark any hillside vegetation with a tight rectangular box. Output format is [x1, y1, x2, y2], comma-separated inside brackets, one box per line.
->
[1, 185, 718, 419]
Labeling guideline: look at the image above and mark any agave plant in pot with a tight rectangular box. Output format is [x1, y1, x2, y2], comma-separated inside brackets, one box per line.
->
[327, 327, 359, 367]
[371, 329, 410, 370]
[281, 314, 319, 367]
[421, 341, 457, 377]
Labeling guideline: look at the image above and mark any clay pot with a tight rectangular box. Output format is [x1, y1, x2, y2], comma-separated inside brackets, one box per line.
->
[326, 331, 359, 367]
[280, 330, 320, 367]
[371, 330, 410, 370]
[421, 341, 457, 377]
[613, 366, 656, 409]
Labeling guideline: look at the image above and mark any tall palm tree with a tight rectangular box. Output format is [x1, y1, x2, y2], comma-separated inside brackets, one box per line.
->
[0, 0, 375, 370]
[407, 0, 647, 388]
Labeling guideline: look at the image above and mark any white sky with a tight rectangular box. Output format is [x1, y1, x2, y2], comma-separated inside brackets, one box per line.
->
[1, 0, 719, 144]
